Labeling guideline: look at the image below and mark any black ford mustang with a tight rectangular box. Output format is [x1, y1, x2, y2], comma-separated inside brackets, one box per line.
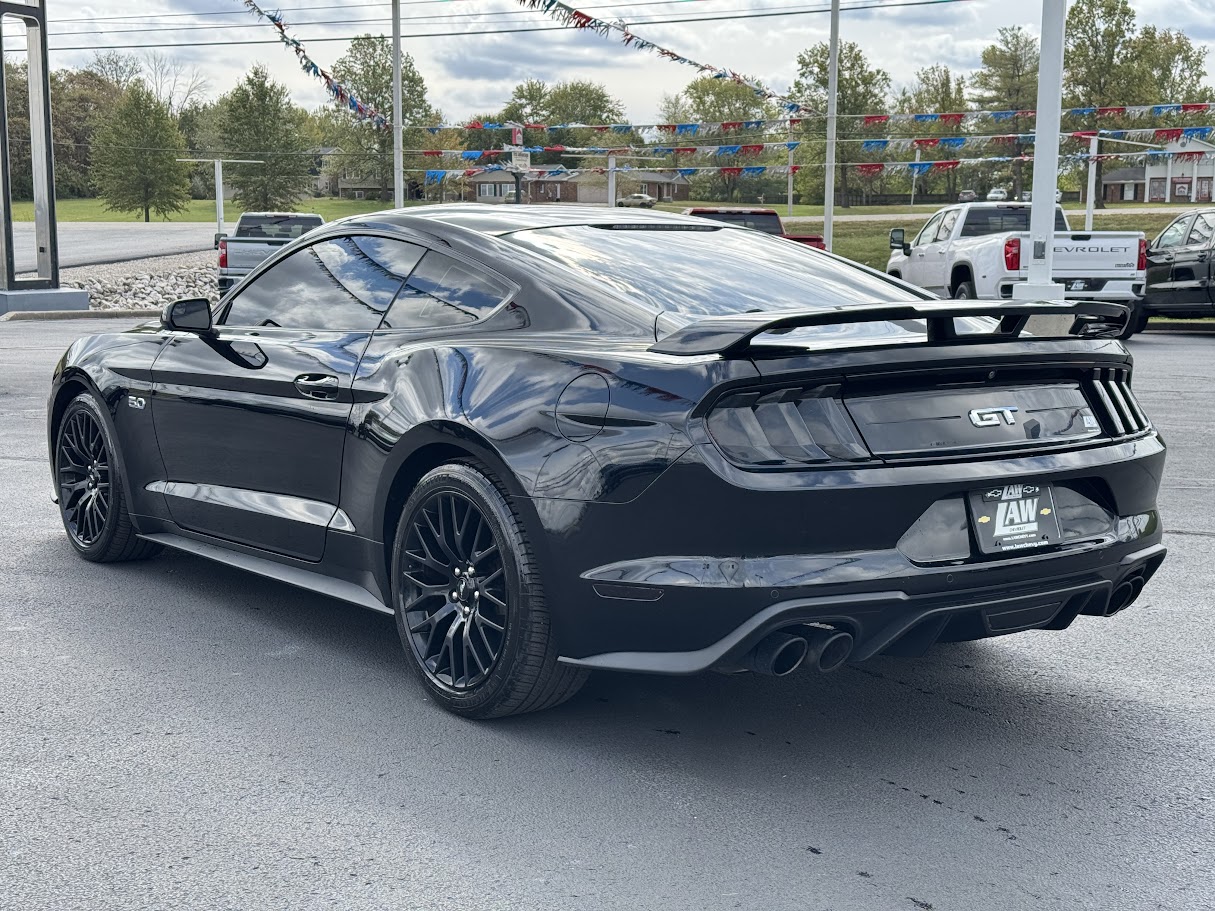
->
[49, 205, 1166, 717]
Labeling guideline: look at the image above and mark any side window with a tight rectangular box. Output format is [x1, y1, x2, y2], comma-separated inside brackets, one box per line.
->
[1154, 217, 1194, 250]
[935, 209, 959, 242]
[222, 235, 424, 330]
[913, 212, 944, 247]
[382, 251, 510, 330]
[1186, 213, 1215, 247]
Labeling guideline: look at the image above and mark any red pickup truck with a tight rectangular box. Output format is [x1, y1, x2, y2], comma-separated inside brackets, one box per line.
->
[681, 207, 826, 249]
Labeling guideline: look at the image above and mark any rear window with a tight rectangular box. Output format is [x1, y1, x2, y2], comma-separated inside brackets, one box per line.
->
[959, 207, 1069, 237]
[506, 224, 925, 322]
[689, 211, 783, 234]
[235, 215, 324, 240]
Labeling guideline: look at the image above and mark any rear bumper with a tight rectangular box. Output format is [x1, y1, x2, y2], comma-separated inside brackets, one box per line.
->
[536, 432, 1166, 670]
[998, 278, 1144, 301]
[560, 542, 1166, 674]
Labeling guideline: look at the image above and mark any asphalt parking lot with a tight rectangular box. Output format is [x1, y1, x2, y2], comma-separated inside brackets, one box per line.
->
[1, 320, 1211, 911]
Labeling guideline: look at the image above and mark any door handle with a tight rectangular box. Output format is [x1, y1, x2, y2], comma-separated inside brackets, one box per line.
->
[294, 374, 339, 400]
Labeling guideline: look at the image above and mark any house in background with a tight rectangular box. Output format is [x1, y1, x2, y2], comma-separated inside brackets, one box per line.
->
[465, 169, 691, 204]
[310, 147, 342, 196]
[1101, 138, 1215, 203]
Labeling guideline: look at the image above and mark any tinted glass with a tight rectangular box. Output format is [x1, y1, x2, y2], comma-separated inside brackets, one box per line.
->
[959, 207, 1069, 237]
[382, 251, 510, 329]
[692, 211, 783, 234]
[507, 225, 925, 320]
[1187, 213, 1215, 247]
[913, 212, 944, 246]
[1154, 217, 1193, 249]
[935, 209, 960, 242]
[223, 235, 424, 330]
[235, 214, 324, 239]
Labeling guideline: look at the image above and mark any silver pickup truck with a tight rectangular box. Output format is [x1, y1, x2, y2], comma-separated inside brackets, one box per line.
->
[217, 212, 324, 293]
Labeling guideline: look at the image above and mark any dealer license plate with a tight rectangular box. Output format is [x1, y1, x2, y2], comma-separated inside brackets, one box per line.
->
[969, 483, 1062, 554]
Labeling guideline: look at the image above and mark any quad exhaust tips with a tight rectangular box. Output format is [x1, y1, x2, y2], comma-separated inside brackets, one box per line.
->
[1083, 574, 1147, 618]
[744, 628, 855, 676]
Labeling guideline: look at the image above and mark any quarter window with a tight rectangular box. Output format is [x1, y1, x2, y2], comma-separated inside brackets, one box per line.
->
[1187, 213, 1215, 247]
[935, 209, 960, 242]
[222, 235, 424, 330]
[381, 252, 510, 329]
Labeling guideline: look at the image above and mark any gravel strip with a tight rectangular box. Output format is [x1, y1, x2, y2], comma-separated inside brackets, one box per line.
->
[21, 251, 220, 311]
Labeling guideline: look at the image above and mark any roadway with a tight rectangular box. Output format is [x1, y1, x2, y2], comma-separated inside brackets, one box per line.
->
[11, 222, 218, 273]
[0, 320, 1210, 910]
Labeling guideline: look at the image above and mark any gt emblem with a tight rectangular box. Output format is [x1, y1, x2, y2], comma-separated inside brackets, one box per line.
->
[968, 406, 1017, 427]
[127, 395, 146, 410]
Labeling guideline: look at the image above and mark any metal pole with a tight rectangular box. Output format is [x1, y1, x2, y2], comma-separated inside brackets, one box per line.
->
[823, 0, 840, 251]
[1012, 0, 1066, 302]
[910, 148, 921, 207]
[1084, 135, 1098, 231]
[607, 153, 616, 208]
[787, 121, 794, 217]
[392, 0, 404, 208]
[214, 159, 224, 239]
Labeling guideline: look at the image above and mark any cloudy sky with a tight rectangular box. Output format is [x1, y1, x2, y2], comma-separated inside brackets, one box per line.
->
[31, 0, 1215, 122]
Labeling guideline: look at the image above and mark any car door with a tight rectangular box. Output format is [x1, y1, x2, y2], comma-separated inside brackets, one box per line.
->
[904, 211, 945, 290]
[149, 233, 425, 561]
[1144, 215, 1194, 305]
[917, 207, 960, 295]
[1168, 212, 1215, 308]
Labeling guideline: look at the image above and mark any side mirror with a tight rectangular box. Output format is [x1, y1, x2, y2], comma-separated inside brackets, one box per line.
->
[162, 298, 213, 334]
[890, 228, 906, 253]
[213, 232, 223, 249]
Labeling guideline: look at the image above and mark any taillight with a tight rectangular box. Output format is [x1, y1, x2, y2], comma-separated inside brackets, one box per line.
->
[1137, 237, 1147, 271]
[1004, 237, 1020, 271]
[218, 239, 227, 269]
[705, 385, 871, 467]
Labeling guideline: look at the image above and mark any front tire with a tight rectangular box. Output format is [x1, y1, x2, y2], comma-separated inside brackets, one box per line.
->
[391, 462, 587, 718]
[55, 392, 162, 563]
[952, 280, 977, 299]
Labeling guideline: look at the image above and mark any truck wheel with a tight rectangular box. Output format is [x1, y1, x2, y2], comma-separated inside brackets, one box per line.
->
[952, 281, 977, 300]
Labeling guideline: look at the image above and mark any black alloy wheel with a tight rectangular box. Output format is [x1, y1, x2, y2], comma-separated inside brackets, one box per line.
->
[55, 392, 162, 563]
[391, 462, 587, 718]
[58, 407, 111, 548]
[399, 489, 508, 690]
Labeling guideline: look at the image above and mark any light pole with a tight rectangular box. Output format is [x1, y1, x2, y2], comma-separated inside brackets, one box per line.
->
[177, 158, 264, 244]
[392, 0, 404, 208]
[822, 0, 840, 251]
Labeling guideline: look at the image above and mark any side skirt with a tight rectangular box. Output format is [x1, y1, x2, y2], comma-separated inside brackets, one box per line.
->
[139, 530, 393, 616]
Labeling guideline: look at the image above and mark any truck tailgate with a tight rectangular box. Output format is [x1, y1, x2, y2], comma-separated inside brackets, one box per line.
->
[1015, 231, 1142, 278]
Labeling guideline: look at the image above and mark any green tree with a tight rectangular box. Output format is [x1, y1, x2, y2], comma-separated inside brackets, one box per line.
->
[93, 82, 190, 221]
[896, 64, 970, 199]
[971, 26, 1039, 199]
[790, 41, 892, 208]
[331, 37, 437, 199]
[1133, 26, 1212, 104]
[221, 65, 311, 210]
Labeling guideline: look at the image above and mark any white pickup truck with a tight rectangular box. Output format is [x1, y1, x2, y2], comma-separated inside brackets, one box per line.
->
[885, 203, 1146, 302]
[217, 212, 324, 294]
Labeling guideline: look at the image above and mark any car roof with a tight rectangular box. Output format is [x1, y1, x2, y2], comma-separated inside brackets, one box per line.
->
[345, 204, 729, 237]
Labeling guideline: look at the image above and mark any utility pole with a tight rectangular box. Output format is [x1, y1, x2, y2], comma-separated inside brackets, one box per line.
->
[787, 121, 794, 217]
[392, 0, 404, 208]
[909, 148, 921, 208]
[822, 0, 840, 251]
[177, 158, 263, 244]
[607, 153, 616, 208]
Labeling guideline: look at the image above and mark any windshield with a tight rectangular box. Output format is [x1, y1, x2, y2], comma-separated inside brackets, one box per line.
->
[960, 207, 1069, 237]
[690, 211, 784, 234]
[236, 215, 324, 240]
[505, 224, 949, 346]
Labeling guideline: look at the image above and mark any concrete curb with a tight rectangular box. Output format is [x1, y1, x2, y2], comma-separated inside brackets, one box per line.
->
[0, 308, 157, 322]
[1145, 320, 1215, 333]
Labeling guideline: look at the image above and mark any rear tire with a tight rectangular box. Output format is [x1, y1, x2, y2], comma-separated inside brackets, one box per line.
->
[952, 280, 977, 299]
[55, 392, 162, 563]
[391, 462, 587, 718]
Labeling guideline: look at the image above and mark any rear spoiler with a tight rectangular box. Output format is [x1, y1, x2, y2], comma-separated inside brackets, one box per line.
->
[649, 300, 1129, 357]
